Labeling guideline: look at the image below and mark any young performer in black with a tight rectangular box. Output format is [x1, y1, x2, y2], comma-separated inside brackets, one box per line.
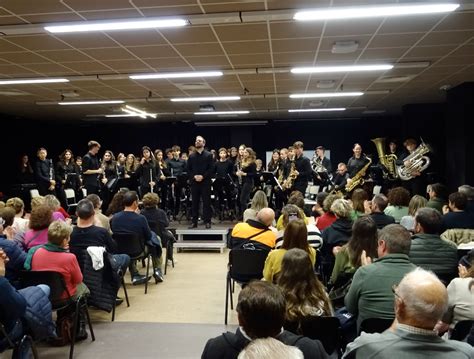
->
[292, 141, 312, 195]
[136, 146, 157, 197]
[34, 147, 55, 196]
[82, 140, 102, 196]
[167, 145, 187, 218]
[56, 149, 80, 207]
[236, 147, 257, 217]
[214, 147, 235, 214]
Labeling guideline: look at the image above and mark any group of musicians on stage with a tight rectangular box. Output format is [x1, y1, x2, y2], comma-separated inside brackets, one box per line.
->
[16, 136, 431, 227]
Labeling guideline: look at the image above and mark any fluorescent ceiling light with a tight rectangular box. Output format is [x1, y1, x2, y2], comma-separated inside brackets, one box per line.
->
[291, 64, 393, 74]
[0, 78, 69, 85]
[123, 105, 157, 119]
[294, 3, 460, 21]
[195, 120, 266, 127]
[288, 108, 346, 112]
[194, 111, 249, 115]
[45, 18, 187, 33]
[105, 114, 140, 118]
[171, 96, 240, 102]
[130, 71, 223, 80]
[290, 92, 363, 99]
[58, 100, 124, 105]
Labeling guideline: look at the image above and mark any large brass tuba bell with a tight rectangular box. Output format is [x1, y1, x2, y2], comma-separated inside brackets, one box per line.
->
[371, 137, 398, 180]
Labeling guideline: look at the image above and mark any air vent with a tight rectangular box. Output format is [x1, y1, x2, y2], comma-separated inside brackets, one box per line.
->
[175, 83, 212, 90]
[332, 41, 359, 54]
[316, 80, 335, 89]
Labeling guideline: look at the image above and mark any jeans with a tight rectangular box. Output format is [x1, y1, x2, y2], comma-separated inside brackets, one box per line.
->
[110, 254, 130, 274]
[37, 284, 50, 298]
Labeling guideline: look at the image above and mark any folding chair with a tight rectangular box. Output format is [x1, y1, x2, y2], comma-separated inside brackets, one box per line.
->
[20, 270, 95, 359]
[113, 232, 153, 294]
[309, 185, 320, 200]
[359, 318, 393, 335]
[64, 189, 78, 215]
[372, 185, 382, 195]
[224, 249, 269, 324]
[0, 319, 38, 359]
[30, 189, 40, 199]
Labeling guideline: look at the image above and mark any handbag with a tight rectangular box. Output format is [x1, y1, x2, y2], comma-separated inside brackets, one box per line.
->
[106, 177, 118, 191]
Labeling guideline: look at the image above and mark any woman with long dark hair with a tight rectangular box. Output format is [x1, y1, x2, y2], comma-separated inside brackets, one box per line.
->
[278, 248, 333, 326]
[136, 146, 157, 197]
[263, 219, 316, 283]
[56, 149, 80, 208]
[267, 149, 280, 174]
[100, 150, 118, 210]
[236, 147, 256, 217]
[17, 154, 34, 184]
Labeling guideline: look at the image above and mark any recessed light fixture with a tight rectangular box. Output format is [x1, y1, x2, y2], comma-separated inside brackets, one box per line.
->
[332, 41, 359, 54]
[290, 92, 363, 99]
[291, 64, 393, 74]
[58, 100, 124, 105]
[171, 96, 240, 102]
[0, 78, 69, 85]
[288, 108, 346, 112]
[130, 71, 223, 80]
[44, 18, 188, 33]
[194, 111, 249, 115]
[293, 3, 459, 21]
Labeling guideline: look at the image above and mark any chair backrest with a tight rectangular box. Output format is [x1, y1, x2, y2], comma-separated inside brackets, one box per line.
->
[229, 249, 268, 282]
[309, 185, 320, 195]
[113, 232, 145, 258]
[64, 189, 76, 201]
[299, 316, 343, 355]
[30, 189, 40, 198]
[359, 317, 393, 335]
[373, 185, 382, 195]
[450, 320, 474, 341]
[82, 188, 87, 198]
[20, 270, 69, 306]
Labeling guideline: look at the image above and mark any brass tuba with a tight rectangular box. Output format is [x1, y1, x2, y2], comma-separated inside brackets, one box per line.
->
[396, 140, 431, 181]
[371, 137, 398, 180]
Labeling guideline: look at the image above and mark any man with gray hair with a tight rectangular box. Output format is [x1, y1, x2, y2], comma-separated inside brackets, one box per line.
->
[343, 268, 474, 358]
[364, 194, 396, 229]
[458, 184, 474, 213]
[237, 337, 303, 359]
[345, 224, 416, 330]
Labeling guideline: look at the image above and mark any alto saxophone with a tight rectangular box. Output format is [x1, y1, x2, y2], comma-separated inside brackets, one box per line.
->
[283, 162, 298, 190]
[345, 157, 372, 192]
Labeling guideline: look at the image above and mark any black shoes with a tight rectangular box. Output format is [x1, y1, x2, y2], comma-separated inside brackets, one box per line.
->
[115, 297, 124, 306]
[205, 222, 211, 229]
[131, 275, 151, 285]
[153, 269, 164, 283]
[188, 223, 198, 229]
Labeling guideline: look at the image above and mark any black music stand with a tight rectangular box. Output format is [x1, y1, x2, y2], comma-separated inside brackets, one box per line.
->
[261, 172, 283, 208]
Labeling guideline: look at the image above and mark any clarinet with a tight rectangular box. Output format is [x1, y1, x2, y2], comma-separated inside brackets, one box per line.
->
[48, 159, 55, 191]
[237, 161, 243, 186]
[150, 168, 154, 193]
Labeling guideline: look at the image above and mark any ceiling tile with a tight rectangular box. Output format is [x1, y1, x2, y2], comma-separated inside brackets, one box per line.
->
[159, 26, 217, 44]
[222, 40, 270, 55]
[0, 16, 28, 25]
[37, 49, 92, 62]
[0, 0, 71, 14]
[370, 33, 424, 48]
[186, 55, 230, 67]
[324, 18, 383, 37]
[215, 24, 268, 42]
[82, 47, 137, 61]
[0, 64, 37, 76]
[0, 39, 25, 53]
[174, 43, 224, 57]
[434, 12, 474, 31]
[0, 52, 50, 64]
[418, 30, 474, 46]
[142, 57, 191, 70]
[317, 50, 363, 61]
[272, 51, 316, 65]
[108, 31, 167, 46]
[22, 63, 78, 75]
[404, 45, 458, 59]
[272, 38, 318, 53]
[127, 45, 179, 58]
[19, 13, 83, 23]
[379, 15, 445, 34]
[62, 0, 134, 11]
[228, 53, 272, 66]
[358, 47, 410, 60]
[101, 59, 151, 71]
[79, 9, 143, 21]
[270, 21, 323, 40]
[6, 35, 71, 51]
[138, 5, 203, 16]
[56, 34, 119, 49]
[59, 61, 116, 74]
[202, 3, 264, 12]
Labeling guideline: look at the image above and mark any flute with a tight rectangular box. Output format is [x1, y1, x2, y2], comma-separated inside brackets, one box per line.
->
[48, 159, 55, 191]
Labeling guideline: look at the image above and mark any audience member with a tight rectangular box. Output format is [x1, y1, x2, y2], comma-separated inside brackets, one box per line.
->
[400, 194, 427, 232]
[343, 268, 474, 358]
[5, 197, 29, 234]
[237, 337, 303, 359]
[243, 190, 268, 223]
[86, 194, 111, 233]
[43, 194, 69, 221]
[202, 281, 328, 359]
[110, 191, 164, 283]
[384, 187, 410, 223]
[106, 188, 129, 217]
[426, 183, 448, 214]
[22, 205, 53, 251]
[315, 193, 339, 231]
[312, 192, 328, 219]
[350, 189, 368, 220]
[231, 208, 277, 251]
[409, 208, 458, 281]
[458, 185, 474, 213]
[0, 208, 26, 286]
[364, 194, 395, 229]
[442, 192, 474, 230]
[30, 196, 44, 210]
[0, 207, 16, 240]
[263, 220, 316, 282]
[345, 224, 416, 329]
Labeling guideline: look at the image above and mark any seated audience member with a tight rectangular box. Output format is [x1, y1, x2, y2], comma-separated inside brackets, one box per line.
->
[330, 216, 378, 288]
[202, 281, 328, 359]
[263, 220, 316, 283]
[110, 191, 164, 283]
[43, 194, 69, 221]
[312, 192, 328, 219]
[400, 195, 427, 232]
[86, 194, 111, 233]
[435, 257, 474, 336]
[343, 268, 474, 359]
[243, 190, 268, 223]
[30, 196, 44, 210]
[315, 193, 339, 231]
[25, 220, 88, 299]
[426, 183, 448, 214]
[0, 208, 26, 286]
[364, 194, 395, 229]
[384, 187, 410, 223]
[278, 248, 333, 329]
[276, 192, 309, 230]
[237, 337, 303, 359]
[5, 197, 29, 234]
[70, 199, 130, 275]
[458, 184, 474, 213]
[0, 207, 16, 240]
[442, 192, 474, 230]
[345, 224, 416, 330]
[350, 189, 368, 221]
[409, 208, 458, 281]
[231, 208, 277, 251]
[22, 205, 53, 251]
[275, 205, 322, 250]
[321, 199, 353, 271]
[106, 188, 129, 217]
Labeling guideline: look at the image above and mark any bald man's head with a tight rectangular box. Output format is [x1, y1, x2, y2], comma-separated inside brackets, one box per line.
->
[257, 208, 275, 227]
[395, 268, 448, 330]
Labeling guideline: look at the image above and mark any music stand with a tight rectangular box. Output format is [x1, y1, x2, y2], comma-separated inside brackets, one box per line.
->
[261, 172, 283, 209]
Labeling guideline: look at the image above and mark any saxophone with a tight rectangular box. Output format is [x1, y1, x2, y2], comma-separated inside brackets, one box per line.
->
[371, 137, 398, 180]
[345, 157, 372, 192]
[283, 162, 298, 190]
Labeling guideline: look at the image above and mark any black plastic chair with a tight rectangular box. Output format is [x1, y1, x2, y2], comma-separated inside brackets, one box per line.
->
[113, 232, 153, 294]
[147, 220, 175, 275]
[0, 319, 38, 359]
[450, 320, 474, 341]
[359, 317, 393, 335]
[224, 249, 269, 324]
[20, 270, 95, 359]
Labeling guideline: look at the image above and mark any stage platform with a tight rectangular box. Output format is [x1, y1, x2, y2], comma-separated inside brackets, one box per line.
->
[171, 222, 234, 253]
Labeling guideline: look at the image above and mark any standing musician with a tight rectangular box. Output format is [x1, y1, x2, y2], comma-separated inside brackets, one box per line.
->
[267, 149, 280, 174]
[398, 138, 426, 196]
[167, 145, 187, 218]
[82, 140, 102, 196]
[155, 149, 171, 210]
[292, 141, 312, 195]
[214, 148, 235, 214]
[312, 146, 332, 186]
[346, 143, 371, 191]
[187, 136, 214, 229]
[100, 150, 118, 210]
[136, 146, 157, 197]
[56, 149, 80, 207]
[34, 147, 56, 196]
[275, 148, 290, 210]
[236, 147, 257, 218]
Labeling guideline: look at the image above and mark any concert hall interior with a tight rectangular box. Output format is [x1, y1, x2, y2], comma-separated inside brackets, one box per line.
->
[1, 1, 474, 358]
